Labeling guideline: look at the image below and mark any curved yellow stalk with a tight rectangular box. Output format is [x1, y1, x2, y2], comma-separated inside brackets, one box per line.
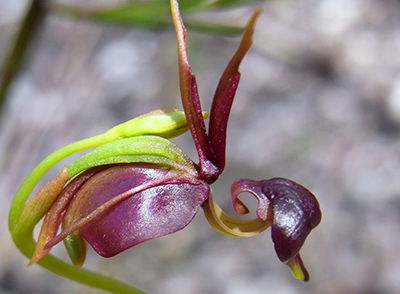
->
[203, 193, 270, 237]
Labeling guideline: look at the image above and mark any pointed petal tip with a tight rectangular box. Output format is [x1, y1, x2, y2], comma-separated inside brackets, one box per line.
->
[287, 254, 310, 282]
[241, 7, 262, 47]
[251, 8, 262, 22]
[28, 251, 46, 266]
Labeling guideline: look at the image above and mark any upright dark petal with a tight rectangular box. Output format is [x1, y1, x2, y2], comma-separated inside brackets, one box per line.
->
[208, 9, 261, 172]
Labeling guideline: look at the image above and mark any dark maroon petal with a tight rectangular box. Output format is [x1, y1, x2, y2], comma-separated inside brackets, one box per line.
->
[231, 178, 271, 221]
[262, 178, 321, 262]
[209, 9, 261, 173]
[62, 164, 209, 257]
[231, 177, 321, 262]
[208, 72, 240, 172]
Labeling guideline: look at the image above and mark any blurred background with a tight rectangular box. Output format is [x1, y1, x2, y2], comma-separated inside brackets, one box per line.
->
[1, 0, 400, 293]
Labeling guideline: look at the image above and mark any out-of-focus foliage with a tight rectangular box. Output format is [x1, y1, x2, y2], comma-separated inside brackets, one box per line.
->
[215, 0, 260, 7]
[0, 0, 262, 115]
[51, 0, 264, 34]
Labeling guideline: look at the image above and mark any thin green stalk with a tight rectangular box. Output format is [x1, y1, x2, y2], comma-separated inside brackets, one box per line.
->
[8, 133, 111, 230]
[13, 231, 146, 294]
[8, 132, 149, 293]
[0, 0, 47, 112]
[9, 109, 192, 230]
[8, 110, 192, 293]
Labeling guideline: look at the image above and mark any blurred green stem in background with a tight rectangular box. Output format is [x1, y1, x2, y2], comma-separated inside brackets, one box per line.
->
[0, 0, 262, 115]
[0, 0, 46, 115]
[9, 109, 195, 294]
[48, 1, 246, 33]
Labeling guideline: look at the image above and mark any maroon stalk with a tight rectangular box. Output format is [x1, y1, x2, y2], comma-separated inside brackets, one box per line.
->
[170, 0, 218, 182]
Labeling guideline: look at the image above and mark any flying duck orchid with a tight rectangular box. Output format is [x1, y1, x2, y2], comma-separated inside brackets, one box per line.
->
[8, 1, 321, 293]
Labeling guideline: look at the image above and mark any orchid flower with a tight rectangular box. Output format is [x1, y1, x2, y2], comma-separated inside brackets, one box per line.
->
[8, 1, 321, 293]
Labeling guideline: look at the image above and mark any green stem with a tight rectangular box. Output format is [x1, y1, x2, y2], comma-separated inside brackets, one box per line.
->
[9, 108, 194, 229]
[8, 109, 193, 293]
[8, 133, 111, 230]
[8, 132, 148, 294]
[13, 229, 146, 294]
[0, 0, 47, 112]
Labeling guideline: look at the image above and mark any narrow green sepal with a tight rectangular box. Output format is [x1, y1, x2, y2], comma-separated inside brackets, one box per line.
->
[12, 169, 70, 236]
[67, 135, 196, 178]
[105, 108, 208, 140]
[64, 234, 87, 268]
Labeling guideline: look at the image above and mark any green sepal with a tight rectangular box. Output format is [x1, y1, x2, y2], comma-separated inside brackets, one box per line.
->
[64, 234, 87, 268]
[8, 109, 195, 232]
[105, 109, 208, 140]
[67, 135, 196, 178]
[12, 169, 70, 237]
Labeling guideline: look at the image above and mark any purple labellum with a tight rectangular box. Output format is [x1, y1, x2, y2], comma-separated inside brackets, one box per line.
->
[231, 177, 321, 263]
[262, 178, 321, 262]
[59, 164, 209, 257]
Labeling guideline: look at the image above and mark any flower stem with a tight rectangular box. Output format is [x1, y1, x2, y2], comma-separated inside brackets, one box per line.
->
[8, 133, 110, 231]
[13, 230, 146, 294]
[8, 109, 194, 293]
[9, 109, 191, 230]
[8, 132, 148, 293]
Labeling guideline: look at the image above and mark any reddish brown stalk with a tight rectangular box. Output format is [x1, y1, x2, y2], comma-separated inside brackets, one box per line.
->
[170, 0, 218, 182]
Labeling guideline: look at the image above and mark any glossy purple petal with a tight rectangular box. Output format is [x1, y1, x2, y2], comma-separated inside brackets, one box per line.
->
[231, 177, 321, 262]
[263, 178, 321, 262]
[61, 164, 209, 257]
